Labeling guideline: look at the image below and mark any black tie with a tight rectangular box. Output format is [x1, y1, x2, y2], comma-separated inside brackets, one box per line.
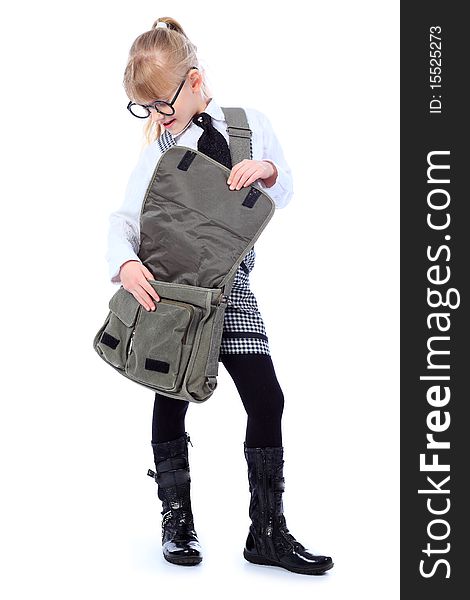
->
[192, 112, 233, 169]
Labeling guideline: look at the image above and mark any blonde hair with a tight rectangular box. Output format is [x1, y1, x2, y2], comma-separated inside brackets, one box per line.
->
[123, 16, 212, 147]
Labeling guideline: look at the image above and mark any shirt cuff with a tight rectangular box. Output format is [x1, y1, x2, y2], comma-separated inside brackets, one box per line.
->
[258, 158, 293, 209]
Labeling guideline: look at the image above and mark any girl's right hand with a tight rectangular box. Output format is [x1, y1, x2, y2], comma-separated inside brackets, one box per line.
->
[119, 260, 161, 311]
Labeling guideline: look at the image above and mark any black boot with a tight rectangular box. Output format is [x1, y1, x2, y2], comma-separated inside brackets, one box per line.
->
[243, 442, 334, 575]
[147, 432, 202, 566]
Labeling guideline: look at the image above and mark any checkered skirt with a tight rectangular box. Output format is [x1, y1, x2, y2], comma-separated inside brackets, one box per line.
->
[218, 246, 270, 358]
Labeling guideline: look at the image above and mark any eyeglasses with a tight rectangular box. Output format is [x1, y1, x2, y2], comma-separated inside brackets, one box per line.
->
[127, 66, 198, 118]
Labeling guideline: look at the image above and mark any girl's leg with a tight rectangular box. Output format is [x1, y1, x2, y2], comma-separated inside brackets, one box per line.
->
[221, 355, 333, 574]
[149, 394, 202, 565]
[219, 353, 284, 447]
[152, 392, 190, 443]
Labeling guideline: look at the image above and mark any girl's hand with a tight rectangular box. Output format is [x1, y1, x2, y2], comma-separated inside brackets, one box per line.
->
[227, 159, 277, 190]
[119, 260, 161, 311]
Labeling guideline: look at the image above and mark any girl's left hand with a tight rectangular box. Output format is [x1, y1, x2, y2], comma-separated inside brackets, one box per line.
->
[227, 159, 276, 190]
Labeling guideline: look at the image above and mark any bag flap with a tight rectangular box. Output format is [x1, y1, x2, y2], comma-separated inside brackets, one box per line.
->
[108, 286, 141, 328]
[138, 145, 276, 288]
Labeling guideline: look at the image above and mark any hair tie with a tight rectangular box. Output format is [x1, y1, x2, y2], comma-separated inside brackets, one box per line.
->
[155, 21, 168, 29]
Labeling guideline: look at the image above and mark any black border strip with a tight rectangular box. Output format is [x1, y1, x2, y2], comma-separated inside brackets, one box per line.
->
[401, 2, 469, 596]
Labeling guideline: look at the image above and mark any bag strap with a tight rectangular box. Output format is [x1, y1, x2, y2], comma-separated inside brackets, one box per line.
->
[221, 107, 253, 164]
[220, 106, 253, 284]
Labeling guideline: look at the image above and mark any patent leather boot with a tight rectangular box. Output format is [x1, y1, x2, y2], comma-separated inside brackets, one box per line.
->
[243, 442, 334, 575]
[147, 432, 202, 565]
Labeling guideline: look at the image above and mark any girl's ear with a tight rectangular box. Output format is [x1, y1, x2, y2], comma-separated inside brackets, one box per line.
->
[188, 68, 203, 93]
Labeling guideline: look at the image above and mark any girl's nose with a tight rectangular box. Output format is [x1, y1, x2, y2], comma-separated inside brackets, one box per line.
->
[150, 109, 164, 123]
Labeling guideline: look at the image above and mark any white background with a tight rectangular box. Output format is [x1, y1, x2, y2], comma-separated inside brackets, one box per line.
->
[0, 1, 399, 598]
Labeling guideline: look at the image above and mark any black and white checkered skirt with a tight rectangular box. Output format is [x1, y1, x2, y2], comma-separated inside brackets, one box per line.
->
[218, 246, 271, 357]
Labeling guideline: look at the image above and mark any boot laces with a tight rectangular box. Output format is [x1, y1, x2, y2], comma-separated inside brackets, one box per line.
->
[276, 514, 306, 552]
[162, 508, 194, 539]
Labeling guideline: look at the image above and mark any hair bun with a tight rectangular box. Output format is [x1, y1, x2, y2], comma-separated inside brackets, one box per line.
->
[151, 17, 187, 37]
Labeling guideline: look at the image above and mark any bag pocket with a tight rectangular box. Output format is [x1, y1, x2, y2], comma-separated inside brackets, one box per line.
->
[125, 298, 200, 391]
[94, 287, 141, 370]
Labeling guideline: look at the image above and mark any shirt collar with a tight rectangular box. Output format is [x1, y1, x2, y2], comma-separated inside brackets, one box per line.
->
[201, 97, 225, 121]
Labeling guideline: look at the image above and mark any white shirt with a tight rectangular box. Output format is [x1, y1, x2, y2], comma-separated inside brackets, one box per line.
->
[105, 98, 294, 284]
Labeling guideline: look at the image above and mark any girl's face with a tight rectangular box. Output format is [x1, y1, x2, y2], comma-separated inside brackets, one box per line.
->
[150, 68, 209, 136]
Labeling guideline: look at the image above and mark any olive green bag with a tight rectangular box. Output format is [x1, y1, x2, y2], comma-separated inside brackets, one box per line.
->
[93, 107, 275, 403]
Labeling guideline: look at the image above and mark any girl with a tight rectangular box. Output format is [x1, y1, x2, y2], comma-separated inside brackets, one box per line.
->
[105, 16, 334, 575]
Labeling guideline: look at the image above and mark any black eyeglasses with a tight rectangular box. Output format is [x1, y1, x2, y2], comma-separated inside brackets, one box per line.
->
[127, 66, 198, 118]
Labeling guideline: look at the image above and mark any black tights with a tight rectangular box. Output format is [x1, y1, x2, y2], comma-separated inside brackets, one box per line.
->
[151, 353, 284, 448]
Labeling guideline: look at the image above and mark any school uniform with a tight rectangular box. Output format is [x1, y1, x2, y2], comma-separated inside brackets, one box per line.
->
[105, 98, 294, 357]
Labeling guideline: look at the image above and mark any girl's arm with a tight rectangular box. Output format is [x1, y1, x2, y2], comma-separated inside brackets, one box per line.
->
[105, 145, 160, 284]
[248, 109, 294, 209]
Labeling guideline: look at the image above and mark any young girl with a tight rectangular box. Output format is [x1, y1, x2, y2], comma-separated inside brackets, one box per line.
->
[105, 16, 334, 575]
